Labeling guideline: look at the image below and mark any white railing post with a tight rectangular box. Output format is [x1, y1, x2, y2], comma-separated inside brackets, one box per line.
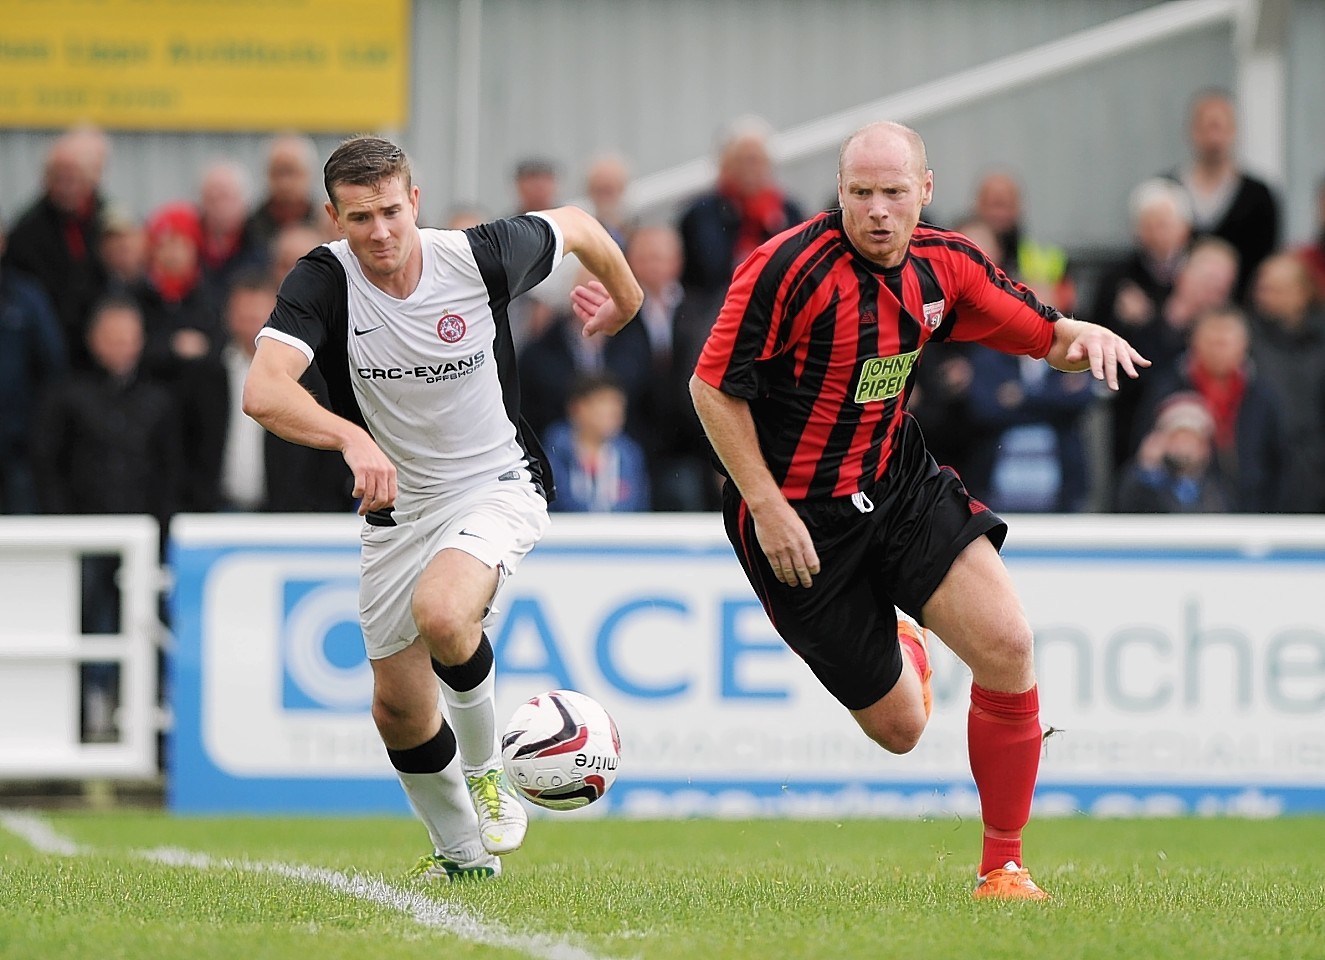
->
[1235, 0, 1289, 185]
[0, 516, 163, 779]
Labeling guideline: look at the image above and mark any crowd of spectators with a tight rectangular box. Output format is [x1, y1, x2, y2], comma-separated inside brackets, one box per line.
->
[911, 90, 1323, 516]
[3, 89, 1324, 539]
[0, 127, 353, 531]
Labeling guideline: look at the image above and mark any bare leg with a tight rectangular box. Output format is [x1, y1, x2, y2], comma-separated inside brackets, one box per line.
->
[411, 548, 500, 771]
[411, 547, 526, 854]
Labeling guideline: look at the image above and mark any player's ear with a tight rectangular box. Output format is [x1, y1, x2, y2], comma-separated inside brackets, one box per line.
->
[324, 200, 341, 234]
[409, 184, 421, 220]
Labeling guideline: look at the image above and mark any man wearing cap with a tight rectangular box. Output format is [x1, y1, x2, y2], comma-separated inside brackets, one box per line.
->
[1115, 391, 1230, 513]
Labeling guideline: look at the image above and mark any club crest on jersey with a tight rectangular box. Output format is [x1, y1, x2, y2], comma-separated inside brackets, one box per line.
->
[922, 299, 946, 330]
[437, 313, 466, 343]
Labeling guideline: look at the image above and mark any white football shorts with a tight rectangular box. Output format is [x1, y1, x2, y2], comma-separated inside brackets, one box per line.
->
[358, 475, 550, 660]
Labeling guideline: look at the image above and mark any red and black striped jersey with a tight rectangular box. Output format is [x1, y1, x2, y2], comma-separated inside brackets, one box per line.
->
[694, 210, 1062, 500]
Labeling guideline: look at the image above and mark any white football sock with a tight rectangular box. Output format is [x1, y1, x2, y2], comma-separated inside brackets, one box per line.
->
[397, 757, 485, 864]
[440, 668, 500, 774]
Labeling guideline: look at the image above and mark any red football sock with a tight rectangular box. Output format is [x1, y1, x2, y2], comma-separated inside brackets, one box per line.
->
[968, 683, 1041, 876]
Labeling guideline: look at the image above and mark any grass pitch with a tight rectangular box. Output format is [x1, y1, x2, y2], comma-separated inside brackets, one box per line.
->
[1, 813, 1321, 960]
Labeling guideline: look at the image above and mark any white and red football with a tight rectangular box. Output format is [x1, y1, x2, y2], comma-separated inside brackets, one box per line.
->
[500, 690, 621, 811]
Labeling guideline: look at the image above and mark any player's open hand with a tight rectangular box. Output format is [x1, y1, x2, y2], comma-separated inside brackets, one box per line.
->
[1057, 320, 1151, 390]
[342, 430, 397, 515]
[752, 500, 821, 589]
[571, 280, 632, 338]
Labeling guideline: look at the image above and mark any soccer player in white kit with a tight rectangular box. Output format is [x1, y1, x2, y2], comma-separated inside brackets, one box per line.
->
[242, 137, 643, 878]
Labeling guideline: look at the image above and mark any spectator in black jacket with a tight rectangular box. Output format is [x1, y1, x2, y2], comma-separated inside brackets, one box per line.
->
[1166, 90, 1279, 300]
[1, 127, 110, 366]
[179, 271, 353, 513]
[1092, 178, 1193, 473]
[31, 295, 182, 524]
[1247, 253, 1325, 511]
[625, 224, 718, 510]
[98, 204, 148, 294]
[0, 224, 67, 514]
[30, 294, 181, 739]
[243, 133, 323, 251]
[30, 295, 182, 681]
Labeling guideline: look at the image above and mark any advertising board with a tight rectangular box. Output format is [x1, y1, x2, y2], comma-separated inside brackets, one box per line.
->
[169, 514, 1325, 816]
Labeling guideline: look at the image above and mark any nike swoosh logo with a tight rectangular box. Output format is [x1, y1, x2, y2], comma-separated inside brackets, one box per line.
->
[458, 529, 486, 540]
[353, 324, 385, 336]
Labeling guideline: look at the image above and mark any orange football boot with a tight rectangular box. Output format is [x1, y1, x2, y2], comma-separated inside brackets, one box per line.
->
[972, 862, 1051, 901]
[896, 617, 932, 719]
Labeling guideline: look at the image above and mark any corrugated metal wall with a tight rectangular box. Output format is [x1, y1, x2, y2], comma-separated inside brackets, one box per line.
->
[1, 0, 1320, 249]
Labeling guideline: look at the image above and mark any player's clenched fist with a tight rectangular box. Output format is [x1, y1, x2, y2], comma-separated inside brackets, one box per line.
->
[342, 431, 397, 514]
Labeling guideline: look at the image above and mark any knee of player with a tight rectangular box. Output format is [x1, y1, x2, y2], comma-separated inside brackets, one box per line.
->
[989, 617, 1036, 666]
[410, 595, 468, 648]
[863, 714, 926, 755]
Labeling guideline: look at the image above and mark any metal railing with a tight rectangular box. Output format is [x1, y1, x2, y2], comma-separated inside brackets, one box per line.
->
[622, 0, 1249, 215]
[0, 516, 162, 779]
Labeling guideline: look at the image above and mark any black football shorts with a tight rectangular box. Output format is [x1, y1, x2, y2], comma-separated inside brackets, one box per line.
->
[721, 414, 1007, 711]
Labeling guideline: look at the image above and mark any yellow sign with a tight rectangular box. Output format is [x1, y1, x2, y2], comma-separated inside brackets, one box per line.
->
[0, 0, 410, 131]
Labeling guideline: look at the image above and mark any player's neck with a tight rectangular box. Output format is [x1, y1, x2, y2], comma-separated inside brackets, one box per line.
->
[363, 240, 424, 300]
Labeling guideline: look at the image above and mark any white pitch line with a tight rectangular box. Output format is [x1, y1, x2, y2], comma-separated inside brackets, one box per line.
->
[0, 810, 84, 856]
[1, 812, 627, 960]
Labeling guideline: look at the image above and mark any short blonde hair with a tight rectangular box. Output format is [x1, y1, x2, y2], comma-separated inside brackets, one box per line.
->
[1128, 178, 1192, 227]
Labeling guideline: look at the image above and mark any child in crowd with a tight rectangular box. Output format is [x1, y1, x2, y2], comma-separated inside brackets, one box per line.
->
[1114, 391, 1229, 513]
[543, 374, 650, 513]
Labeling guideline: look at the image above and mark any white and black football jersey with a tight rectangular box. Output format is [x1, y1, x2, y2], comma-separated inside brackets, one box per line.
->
[257, 214, 564, 513]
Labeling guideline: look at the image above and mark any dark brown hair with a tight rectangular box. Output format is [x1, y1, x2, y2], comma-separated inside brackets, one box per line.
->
[323, 136, 412, 208]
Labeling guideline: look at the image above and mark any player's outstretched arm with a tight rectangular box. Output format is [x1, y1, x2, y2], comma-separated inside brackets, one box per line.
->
[243, 337, 397, 514]
[541, 205, 643, 337]
[690, 374, 820, 588]
[1045, 317, 1151, 390]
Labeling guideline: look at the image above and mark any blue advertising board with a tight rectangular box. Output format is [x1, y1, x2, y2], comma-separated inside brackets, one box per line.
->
[170, 514, 1325, 816]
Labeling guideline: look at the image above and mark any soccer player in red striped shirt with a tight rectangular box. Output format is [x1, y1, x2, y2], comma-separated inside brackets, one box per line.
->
[691, 121, 1148, 900]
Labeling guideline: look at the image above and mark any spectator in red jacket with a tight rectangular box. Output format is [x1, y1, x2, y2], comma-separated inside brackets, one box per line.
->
[1138, 305, 1290, 512]
[198, 160, 262, 302]
[677, 116, 805, 320]
[133, 201, 222, 375]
